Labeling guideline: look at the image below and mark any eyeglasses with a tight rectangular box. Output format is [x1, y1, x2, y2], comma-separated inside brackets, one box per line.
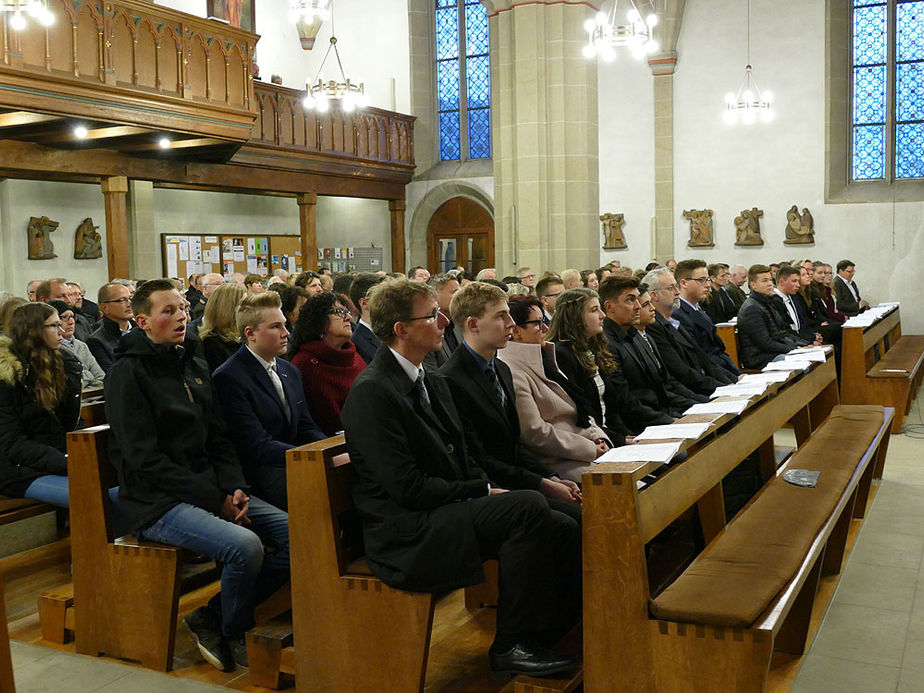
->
[521, 274, 535, 280]
[687, 277, 709, 285]
[542, 292, 564, 299]
[103, 297, 132, 305]
[44, 323, 64, 331]
[59, 315, 76, 322]
[518, 319, 549, 331]
[405, 309, 446, 324]
[329, 308, 352, 319]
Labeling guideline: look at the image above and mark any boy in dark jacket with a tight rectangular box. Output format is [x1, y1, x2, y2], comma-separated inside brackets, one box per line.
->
[105, 279, 289, 672]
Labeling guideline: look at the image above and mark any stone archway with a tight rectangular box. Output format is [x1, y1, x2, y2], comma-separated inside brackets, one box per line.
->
[407, 181, 494, 269]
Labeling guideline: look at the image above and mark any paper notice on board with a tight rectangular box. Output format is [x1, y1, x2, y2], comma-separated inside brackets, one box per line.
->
[204, 236, 218, 244]
[247, 238, 256, 254]
[166, 244, 178, 278]
[202, 249, 212, 263]
[246, 255, 258, 273]
[190, 237, 202, 261]
[178, 238, 189, 261]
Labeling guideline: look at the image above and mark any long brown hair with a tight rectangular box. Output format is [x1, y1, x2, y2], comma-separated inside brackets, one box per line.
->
[546, 288, 618, 376]
[9, 303, 65, 410]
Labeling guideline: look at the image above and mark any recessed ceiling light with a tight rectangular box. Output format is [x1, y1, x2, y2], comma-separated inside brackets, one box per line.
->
[73, 125, 88, 138]
[158, 137, 171, 149]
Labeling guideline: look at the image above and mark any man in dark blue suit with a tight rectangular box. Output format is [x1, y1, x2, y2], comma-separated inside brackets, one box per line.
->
[348, 273, 385, 364]
[214, 292, 326, 510]
[672, 259, 741, 380]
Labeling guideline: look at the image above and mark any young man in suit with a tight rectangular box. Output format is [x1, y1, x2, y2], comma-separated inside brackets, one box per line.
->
[834, 259, 870, 316]
[737, 265, 811, 369]
[672, 259, 741, 380]
[535, 275, 565, 327]
[105, 279, 289, 672]
[439, 282, 582, 520]
[341, 278, 580, 679]
[348, 273, 385, 364]
[213, 291, 327, 511]
[771, 265, 822, 344]
[702, 263, 739, 324]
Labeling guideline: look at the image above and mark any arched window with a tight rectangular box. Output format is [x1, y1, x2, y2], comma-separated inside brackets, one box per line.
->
[852, 0, 924, 181]
[435, 0, 491, 162]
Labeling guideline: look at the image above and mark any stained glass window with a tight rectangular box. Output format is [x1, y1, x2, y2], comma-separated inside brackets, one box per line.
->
[851, 1, 924, 180]
[435, 0, 491, 161]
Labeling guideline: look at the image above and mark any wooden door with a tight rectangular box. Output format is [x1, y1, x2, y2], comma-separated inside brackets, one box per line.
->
[427, 197, 494, 275]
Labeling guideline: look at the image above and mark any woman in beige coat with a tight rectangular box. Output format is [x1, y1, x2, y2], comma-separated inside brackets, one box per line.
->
[497, 295, 612, 483]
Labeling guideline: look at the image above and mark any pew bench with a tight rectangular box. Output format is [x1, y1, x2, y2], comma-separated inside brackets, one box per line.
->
[583, 404, 893, 692]
[0, 575, 14, 693]
[37, 425, 220, 671]
[283, 435, 582, 692]
[716, 323, 739, 368]
[841, 305, 924, 433]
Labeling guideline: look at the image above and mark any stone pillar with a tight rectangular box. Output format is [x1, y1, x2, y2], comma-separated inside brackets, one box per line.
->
[389, 200, 407, 273]
[650, 54, 677, 264]
[487, 0, 599, 273]
[101, 176, 130, 280]
[128, 180, 156, 279]
[297, 192, 318, 271]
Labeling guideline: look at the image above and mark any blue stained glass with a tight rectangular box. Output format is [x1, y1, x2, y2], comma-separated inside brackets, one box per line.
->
[897, 62, 924, 120]
[439, 111, 461, 160]
[437, 60, 460, 111]
[855, 0, 885, 5]
[466, 55, 490, 108]
[853, 125, 887, 179]
[854, 5, 888, 65]
[436, 0, 455, 7]
[436, 6, 459, 60]
[465, 2, 489, 56]
[898, 1, 924, 61]
[468, 108, 491, 159]
[854, 66, 887, 123]
[896, 122, 924, 177]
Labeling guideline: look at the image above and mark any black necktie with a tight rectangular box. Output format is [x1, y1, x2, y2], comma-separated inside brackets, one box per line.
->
[485, 362, 507, 409]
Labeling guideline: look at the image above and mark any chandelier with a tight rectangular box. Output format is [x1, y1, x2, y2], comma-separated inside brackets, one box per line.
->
[2, 0, 54, 30]
[723, 0, 773, 124]
[302, 1, 365, 113]
[289, 0, 329, 23]
[583, 0, 658, 62]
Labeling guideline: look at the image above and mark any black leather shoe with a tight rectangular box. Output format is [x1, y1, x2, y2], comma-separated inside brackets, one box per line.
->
[227, 634, 249, 669]
[184, 607, 233, 672]
[489, 641, 579, 678]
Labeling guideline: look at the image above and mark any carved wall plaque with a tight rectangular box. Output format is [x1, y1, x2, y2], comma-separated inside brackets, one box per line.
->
[784, 205, 815, 244]
[683, 209, 714, 247]
[734, 207, 764, 246]
[27, 216, 58, 260]
[600, 212, 627, 249]
[74, 217, 103, 259]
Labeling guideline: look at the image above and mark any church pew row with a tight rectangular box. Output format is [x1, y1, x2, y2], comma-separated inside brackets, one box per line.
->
[582, 354, 890, 689]
[716, 323, 739, 368]
[840, 306, 924, 433]
[0, 577, 14, 693]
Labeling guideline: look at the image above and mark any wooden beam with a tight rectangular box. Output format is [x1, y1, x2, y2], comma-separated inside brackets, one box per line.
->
[101, 176, 130, 279]
[389, 199, 407, 273]
[0, 111, 64, 127]
[120, 137, 232, 152]
[29, 125, 150, 146]
[298, 193, 318, 272]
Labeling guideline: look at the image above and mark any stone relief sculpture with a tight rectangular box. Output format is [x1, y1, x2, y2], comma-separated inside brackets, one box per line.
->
[27, 215, 58, 260]
[74, 217, 103, 259]
[683, 209, 715, 247]
[600, 212, 627, 249]
[784, 205, 815, 244]
[734, 207, 764, 246]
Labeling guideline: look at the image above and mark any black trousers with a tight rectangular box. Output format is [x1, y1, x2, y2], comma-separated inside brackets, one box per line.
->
[463, 489, 581, 643]
[246, 465, 288, 511]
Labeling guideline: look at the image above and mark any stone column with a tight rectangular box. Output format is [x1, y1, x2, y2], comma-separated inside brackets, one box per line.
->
[101, 176, 130, 280]
[486, 0, 599, 273]
[650, 54, 677, 264]
[128, 180, 156, 279]
[390, 200, 407, 273]
[297, 192, 318, 272]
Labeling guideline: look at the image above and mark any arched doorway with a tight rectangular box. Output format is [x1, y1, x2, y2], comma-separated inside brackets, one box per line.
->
[427, 197, 495, 275]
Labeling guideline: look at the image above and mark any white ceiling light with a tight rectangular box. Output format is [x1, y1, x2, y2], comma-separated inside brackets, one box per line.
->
[723, 0, 773, 125]
[583, 0, 659, 62]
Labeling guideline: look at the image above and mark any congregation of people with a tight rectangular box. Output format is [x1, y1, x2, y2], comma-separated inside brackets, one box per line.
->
[0, 254, 872, 678]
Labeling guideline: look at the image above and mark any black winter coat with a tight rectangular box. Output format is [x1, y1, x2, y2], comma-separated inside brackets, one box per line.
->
[105, 328, 248, 532]
[737, 292, 807, 370]
[0, 339, 83, 497]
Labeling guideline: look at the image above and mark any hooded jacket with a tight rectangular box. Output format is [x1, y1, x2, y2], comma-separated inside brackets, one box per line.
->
[0, 338, 83, 497]
[104, 328, 247, 532]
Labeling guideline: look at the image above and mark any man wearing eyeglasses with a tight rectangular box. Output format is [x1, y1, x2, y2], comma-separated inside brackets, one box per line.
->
[87, 282, 135, 373]
[341, 278, 580, 679]
[517, 267, 537, 292]
[535, 276, 565, 327]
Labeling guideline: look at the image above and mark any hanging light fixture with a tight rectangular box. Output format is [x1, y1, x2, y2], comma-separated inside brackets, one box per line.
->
[1, 0, 54, 30]
[583, 0, 659, 62]
[302, 1, 366, 113]
[288, 0, 329, 23]
[724, 0, 773, 124]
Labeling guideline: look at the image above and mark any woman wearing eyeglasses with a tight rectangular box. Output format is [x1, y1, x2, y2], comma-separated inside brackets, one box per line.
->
[0, 303, 83, 507]
[46, 300, 104, 390]
[496, 295, 614, 483]
[289, 292, 366, 436]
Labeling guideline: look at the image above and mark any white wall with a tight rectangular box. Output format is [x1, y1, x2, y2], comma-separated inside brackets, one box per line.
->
[0, 180, 110, 297]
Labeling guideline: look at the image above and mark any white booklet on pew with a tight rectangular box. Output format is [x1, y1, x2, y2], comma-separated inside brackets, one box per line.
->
[762, 359, 813, 372]
[709, 382, 769, 399]
[784, 348, 827, 362]
[597, 441, 682, 465]
[739, 372, 791, 384]
[684, 399, 750, 416]
[634, 422, 713, 441]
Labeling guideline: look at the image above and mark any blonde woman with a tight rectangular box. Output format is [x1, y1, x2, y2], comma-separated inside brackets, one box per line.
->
[199, 282, 247, 372]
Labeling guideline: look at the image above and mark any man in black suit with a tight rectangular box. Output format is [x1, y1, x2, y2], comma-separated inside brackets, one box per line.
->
[341, 278, 580, 678]
[672, 259, 741, 380]
[727, 264, 748, 308]
[643, 268, 736, 396]
[834, 259, 870, 316]
[771, 265, 822, 344]
[422, 273, 463, 370]
[702, 263, 739, 324]
[439, 282, 582, 520]
[87, 281, 135, 373]
[213, 292, 326, 510]
[535, 275, 565, 327]
[66, 281, 100, 323]
[348, 273, 385, 364]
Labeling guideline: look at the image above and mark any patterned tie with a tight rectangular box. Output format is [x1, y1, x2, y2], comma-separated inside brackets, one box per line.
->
[415, 370, 431, 406]
[268, 363, 290, 421]
[485, 362, 508, 409]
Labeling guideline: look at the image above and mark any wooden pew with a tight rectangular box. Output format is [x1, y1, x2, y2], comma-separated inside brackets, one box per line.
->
[282, 435, 582, 692]
[582, 352, 889, 690]
[716, 323, 739, 368]
[0, 576, 14, 693]
[38, 425, 219, 671]
[840, 306, 924, 433]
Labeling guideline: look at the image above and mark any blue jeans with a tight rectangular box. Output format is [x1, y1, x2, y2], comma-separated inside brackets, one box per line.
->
[137, 497, 290, 637]
[24, 475, 130, 536]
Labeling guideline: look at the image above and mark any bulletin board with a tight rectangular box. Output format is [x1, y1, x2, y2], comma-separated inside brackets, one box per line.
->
[318, 246, 385, 273]
[162, 234, 304, 287]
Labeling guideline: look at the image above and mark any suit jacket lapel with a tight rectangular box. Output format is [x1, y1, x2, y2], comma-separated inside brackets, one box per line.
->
[460, 347, 510, 424]
[241, 347, 289, 421]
